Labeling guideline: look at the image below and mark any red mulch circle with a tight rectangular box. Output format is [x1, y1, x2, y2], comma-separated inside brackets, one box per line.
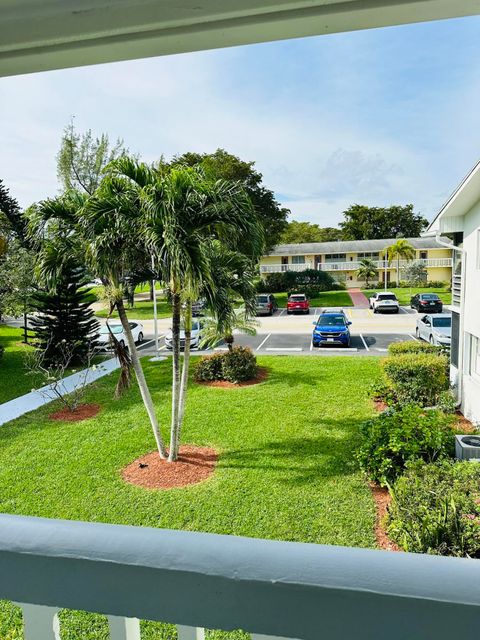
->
[373, 399, 389, 412]
[369, 482, 401, 552]
[122, 445, 218, 490]
[49, 403, 101, 422]
[196, 367, 268, 388]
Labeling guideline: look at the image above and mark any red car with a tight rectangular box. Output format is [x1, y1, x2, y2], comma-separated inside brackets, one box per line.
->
[287, 293, 310, 315]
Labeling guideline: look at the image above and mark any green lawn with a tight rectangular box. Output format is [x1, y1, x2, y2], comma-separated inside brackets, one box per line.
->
[95, 298, 172, 320]
[0, 356, 380, 638]
[363, 286, 451, 306]
[0, 325, 36, 404]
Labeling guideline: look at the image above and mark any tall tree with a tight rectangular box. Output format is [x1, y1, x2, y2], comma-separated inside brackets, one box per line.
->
[280, 221, 342, 244]
[0, 179, 27, 242]
[30, 261, 99, 365]
[386, 238, 416, 286]
[57, 121, 127, 195]
[340, 204, 428, 240]
[172, 149, 288, 250]
[356, 258, 378, 288]
[0, 241, 36, 341]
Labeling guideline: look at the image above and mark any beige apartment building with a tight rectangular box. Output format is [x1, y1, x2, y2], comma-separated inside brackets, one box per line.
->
[260, 237, 452, 288]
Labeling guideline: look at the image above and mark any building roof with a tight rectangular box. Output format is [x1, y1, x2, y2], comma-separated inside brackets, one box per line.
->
[428, 159, 480, 231]
[267, 237, 448, 257]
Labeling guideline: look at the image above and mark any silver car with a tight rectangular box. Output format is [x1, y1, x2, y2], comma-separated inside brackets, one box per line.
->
[415, 313, 451, 346]
[165, 320, 204, 350]
[97, 321, 144, 350]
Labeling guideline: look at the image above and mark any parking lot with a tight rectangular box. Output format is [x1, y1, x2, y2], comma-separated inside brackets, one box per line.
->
[136, 306, 424, 357]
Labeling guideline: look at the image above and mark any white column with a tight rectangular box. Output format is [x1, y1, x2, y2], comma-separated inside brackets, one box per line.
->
[177, 625, 205, 640]
[108, 615, 141, 640]
[19, 603, 60, 640]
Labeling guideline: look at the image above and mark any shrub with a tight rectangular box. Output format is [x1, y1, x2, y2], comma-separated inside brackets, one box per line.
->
[436, 389, 458, 414]
[0, 344, 4, 361]
[382, 352, 449, 407]
[357, 405, 454, 485]
[426, 280, 447, 288]
[194, 346, 258, 384]
[388, 460, 480, 556]
[257, 269, 336, 294]
[388, 340, 440, 356]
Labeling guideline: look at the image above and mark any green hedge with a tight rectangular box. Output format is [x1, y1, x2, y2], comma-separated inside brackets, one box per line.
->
[257, 269, 341, 295]
[382, 352, 449, 407]
[357, 405, 454, 485]
[194, 346, 258, 384]
[388, 460, 480, 556]
[388, 341, 441, 356]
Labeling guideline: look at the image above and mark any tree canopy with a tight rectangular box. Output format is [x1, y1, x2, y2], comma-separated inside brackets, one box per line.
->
[0, 178, 26, 242]
[340, 204, 428, 240]
[172, 149, 289, 250]
[279, 221, 342, 244]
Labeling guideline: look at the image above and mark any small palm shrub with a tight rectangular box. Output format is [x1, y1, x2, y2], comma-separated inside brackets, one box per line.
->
[194, 346, 258, 384]
[388, 460, 480, 556]
[357, 405, 454, 485]
[382, 352, 449, 407]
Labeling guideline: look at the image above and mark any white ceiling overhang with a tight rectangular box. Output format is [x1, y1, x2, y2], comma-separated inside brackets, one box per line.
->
[1, 0, 480, 77]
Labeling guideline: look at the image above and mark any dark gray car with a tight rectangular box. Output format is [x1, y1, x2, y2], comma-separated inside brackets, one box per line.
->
[256, 294, 278, 316]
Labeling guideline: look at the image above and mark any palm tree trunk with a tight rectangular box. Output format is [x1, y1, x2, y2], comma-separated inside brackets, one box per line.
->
[116, 299, 167, 459]
[168, 291, 182, 462]
[175, 300, 192, 460]
[397, 257, 400, 287]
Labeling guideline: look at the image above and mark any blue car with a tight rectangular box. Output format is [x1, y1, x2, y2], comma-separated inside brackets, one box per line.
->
[312, 310, 352, 348]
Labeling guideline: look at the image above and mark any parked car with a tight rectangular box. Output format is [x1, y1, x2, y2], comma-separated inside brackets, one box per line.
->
[255, 294, 278, 316]
[416, 313, 451, 346]
[369, 291, 400, 314]
[312, 310, 352, 347]
[287, 293, 310, 315]
[191, 299, 207, 316]
[410, 292, 443, 313]
[97, 321, 144, 350]
[165, 320, 204, 350]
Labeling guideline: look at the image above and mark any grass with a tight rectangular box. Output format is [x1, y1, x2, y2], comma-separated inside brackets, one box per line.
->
[363, 286, 451, 306]
[0, 356, 380, 639]
[95, 298, 172, 320]
[0, 325, 36, 404]
[273, 290, 353, 308]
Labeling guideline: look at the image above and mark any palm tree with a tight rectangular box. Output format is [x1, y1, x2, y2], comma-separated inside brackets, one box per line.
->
[109, 158, 264, 462]
[386, 238, 416, 287]
[79, 170, 168, 459]
[356, 258, 378, 288]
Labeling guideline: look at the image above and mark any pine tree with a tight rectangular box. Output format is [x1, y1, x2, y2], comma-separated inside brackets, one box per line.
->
[30, 264, 99, 365]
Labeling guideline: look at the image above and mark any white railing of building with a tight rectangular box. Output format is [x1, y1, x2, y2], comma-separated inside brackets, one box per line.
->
[1, 514, 480, 640]
[316, 258, 453, 272]
[260, 263, 312, 273]
[452, 275, 462, 307]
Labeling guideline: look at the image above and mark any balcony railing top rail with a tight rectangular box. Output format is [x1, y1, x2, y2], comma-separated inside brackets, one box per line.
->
[1, 514, 480, 640]
[260, 258, 452, 274]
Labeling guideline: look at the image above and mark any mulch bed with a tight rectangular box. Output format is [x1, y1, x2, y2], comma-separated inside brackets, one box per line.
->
[453, 412, 476, 434]
[196, 367, 268, 388]
[369, 482, 401, 552]
[373, 399, 389, 412]
[122, 445, 218, 490]
[49, 403, 101, 422]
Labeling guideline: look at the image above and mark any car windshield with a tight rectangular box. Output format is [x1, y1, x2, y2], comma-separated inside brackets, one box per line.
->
[379, 294, 397, 301]
[432, 317, 451, 328]
[421, 294, 440, 300]
[318, 315, 346, 327]
[99, 325, 123, 335]
[256, 295, 269, 303]
[290, 295, 306, 301]
[178, 322, 200, 331]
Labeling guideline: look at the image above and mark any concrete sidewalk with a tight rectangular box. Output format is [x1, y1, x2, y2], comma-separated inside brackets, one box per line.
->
[0, 357, 119, 426]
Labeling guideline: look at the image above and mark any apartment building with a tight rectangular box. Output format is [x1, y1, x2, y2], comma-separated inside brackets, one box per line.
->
[260, 237, 452, 288]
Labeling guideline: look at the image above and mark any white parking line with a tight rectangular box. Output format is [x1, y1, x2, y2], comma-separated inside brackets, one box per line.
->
[409, 334, 418, 341]
[266, 347, 303, 352]
[256, 333, 271, 351]
[214, 347, 229, 351]
[278, 308, 286, 317]
[359, 333, 369, 351]
[158, 344, 167, 351]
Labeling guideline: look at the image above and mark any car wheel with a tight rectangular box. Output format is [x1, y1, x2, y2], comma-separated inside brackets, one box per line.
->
[373, 307, 377, 314]
[305, 309, 309, 315]
[394, 309, 399, 314]
[415, 327, 420, 338]
[137, 332, 144, 343]
[429, 335, 435, 345]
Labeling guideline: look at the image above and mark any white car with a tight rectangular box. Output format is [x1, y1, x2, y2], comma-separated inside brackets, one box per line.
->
[369, 291, 400, 314]
[165, 320, 203, 350]
[416, 313, 451, 346]
[97, 321, 144, 350]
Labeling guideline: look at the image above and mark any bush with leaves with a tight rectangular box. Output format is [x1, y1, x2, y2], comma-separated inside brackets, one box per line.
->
[257, 269, 337, 294]
[388, 460, 480, 556]
[0, 344, 4, 361]
[388, 340, 441, 356]
[382, 352, 449, 407]
[195, 346, 258, 383]
[357, 405, 454, 485]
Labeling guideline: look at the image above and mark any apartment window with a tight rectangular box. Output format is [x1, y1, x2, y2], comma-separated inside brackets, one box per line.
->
[357, 252, 380, 260]
[420, 251, 428, 260]
[325, 253, 346, 262]
[291, 255, 305, 264]
[470, 334, 480, 381]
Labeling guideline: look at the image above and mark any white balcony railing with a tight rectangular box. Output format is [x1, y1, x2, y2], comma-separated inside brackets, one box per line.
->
[317, 258, 453, 272]
[260, 263, 312, 273]
[1, 514, 480, 640]
[452, 274, 462, 307]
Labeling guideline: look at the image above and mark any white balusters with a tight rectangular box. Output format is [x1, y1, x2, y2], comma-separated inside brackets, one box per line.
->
[177, 625, 205, 640]
[107, 615, 141, 640]
[19, 603, 60, 640]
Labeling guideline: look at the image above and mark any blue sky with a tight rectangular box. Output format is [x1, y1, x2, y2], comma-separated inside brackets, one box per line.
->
[1, 15, 479, 226]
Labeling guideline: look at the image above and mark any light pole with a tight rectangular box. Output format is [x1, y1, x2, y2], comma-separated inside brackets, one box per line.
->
[151, 254, 159, 353]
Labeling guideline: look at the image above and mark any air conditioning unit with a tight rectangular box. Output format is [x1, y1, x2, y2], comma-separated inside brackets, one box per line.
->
[455, 435, 480, 460]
